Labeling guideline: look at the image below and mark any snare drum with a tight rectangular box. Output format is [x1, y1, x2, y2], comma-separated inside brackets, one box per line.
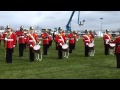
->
[109, 43, 115, 49]
[88, 43, 94, 50]
[62, 44, 68, 51]
[33, 45, 41, 53]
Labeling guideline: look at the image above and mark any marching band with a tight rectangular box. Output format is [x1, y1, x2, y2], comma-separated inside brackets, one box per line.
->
[1, 25, 120, 68]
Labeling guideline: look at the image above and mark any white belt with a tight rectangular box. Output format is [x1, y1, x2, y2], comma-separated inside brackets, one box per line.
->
[43, 39, 48, 40]
[19, 36, 24, 38]
[69, 38, 74, 40]
[29, 40, 34, 42]
[7, 39, 13, 41]
[85, 40, 90, 41]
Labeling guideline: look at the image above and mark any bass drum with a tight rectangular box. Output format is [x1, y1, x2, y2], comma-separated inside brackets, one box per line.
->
[33, 45, 41, 54]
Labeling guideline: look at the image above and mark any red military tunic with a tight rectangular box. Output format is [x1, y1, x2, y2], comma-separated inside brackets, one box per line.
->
[41, 32, 49, 44]
[4, 32, 16, 48]
[57, 36, 64, 46]
[55, 34, 59, 43]
[68, 33, 75, 44]
[74, 33, 79, 41]
[27, 33, 39, 48]
[48, 34, 53, 42]
[16, 30, 26, 44]
[89, 33, 94, 43]
[82, 34, 91, 46]
[61, 33, 66, 43]
[24, 33, 28, 44]
[2, 31, 8, 39]
[103, 33, 112, 45]
[0, 33, 3, 41]
[110, 36, 120, 54]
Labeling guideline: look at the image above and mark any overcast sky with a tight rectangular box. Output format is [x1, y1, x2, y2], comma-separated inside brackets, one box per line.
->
[0, 11, 120, 31]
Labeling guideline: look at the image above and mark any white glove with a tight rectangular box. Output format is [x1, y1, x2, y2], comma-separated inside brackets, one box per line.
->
[60, 43, 62, 46]
[38, 41, 41, 44]
[13, 45, 15, 47]
[86, 43, 88, 45]
[30, 44, 33, 47]
[5, 38, 7, 41]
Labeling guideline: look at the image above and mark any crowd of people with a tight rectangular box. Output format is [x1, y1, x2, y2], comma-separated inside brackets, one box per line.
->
[0, 25, 120, 68]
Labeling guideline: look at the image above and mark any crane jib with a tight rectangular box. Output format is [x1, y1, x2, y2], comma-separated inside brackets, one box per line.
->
[66, 11, 80, 32]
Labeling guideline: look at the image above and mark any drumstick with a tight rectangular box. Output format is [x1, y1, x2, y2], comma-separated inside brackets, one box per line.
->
[38, 41, 41, 45]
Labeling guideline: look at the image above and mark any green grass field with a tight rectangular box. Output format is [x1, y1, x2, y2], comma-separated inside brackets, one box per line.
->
[0, 37, 120, 79]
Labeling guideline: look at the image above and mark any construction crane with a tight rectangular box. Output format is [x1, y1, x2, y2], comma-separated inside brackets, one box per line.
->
[66, 11, 85, 32]
[66, 11, 75, 32]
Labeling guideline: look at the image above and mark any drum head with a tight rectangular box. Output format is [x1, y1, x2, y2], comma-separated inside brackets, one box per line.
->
[88, 43, 94, 47]
[33, 45, 40, 50]
[109, 43, 115, 47]
[62, 44, 68, 49]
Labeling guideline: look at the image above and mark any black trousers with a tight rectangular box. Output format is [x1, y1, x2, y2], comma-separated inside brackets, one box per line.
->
[56, 42, 58, 50]
[19, 44, 24, 57]
[43, 44, 48, 55]
[116, 53, 120, 68]
[69, 44, 74, 53]
[85, 46, 89, 57]
[104, 44, 109, 55]
[29, 48, 34, 62]
[49, 41, 52, 46]
[58, 45, 62, 59]
[6, 48, 13, 63]
[24, 43, 26, 49]
[73, 43, 75, 50]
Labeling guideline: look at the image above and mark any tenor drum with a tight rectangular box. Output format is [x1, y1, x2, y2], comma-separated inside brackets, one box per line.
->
[33, 45, 41, 53]
[62, 44, 68, 51]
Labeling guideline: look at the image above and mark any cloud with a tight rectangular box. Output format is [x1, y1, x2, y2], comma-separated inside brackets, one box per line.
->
[0, 11, 120, 31]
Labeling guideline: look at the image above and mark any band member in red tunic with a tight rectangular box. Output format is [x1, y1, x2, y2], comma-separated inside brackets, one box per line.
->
[48, 31, 53, 47]
[73, 31, 79, 50]
[68, 31, 75, 53]
[4, 25, 16, 63]
[110, 35, 120, 68]
[103, 29, 112, 55]
[55, 33, 59, 50]
[16, 26, 26, 57]
[23, 29, 28, 49]
[27, 27, 39, 62]
[57, 34, 64, 59]
[82, 30, 91, 57]
[41, 29, 49, 55]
